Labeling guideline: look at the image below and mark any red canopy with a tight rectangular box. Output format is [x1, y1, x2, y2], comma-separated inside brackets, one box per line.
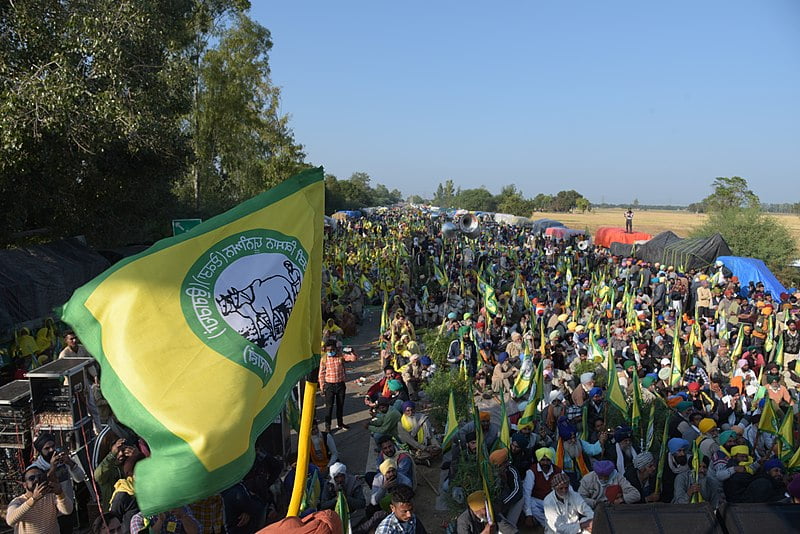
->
[594, 227, 652, 248]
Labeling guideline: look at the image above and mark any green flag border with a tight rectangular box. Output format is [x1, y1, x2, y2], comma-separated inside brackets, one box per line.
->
[61, 167, 324, 514]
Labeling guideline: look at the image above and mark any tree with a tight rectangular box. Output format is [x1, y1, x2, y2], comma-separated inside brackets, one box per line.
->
[455, 187, 497, 212]
[551, 190, 584, 212]
[495, 185, 534, 216]
[407, 194, 426, 204]
[0, 0, 198, 246]
[175, 11, 306, 217]
[692, 208, 797, 278]
[531, 193, 554, 211]
[701, 176, 760, 213]
[432, 180, 457, 208]
[575, 197, 591, 213]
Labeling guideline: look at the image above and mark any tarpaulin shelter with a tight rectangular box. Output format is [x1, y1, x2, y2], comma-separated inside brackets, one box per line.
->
[660, 233, 731, 272]
[0, 238, 110, 337]
[634, 231, 682, 265]
[594, 227, 652, 248]
[545, 226, 588, 240]
[716, 256, 788, 299]
[530, 218, 564, 234]
[610, 242, 635, 257]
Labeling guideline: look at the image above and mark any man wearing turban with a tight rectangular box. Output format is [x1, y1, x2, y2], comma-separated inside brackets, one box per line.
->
[543, 471, 594, 534]
[578, 460, 640, 509]
[522, 447, 560, 528]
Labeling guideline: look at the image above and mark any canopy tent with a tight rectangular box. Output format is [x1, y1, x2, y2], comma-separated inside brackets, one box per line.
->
[716, 256, 788, 299]
[331, 210, 361, 221]
[634, 231, 683, 266]
[660, 233, 732, 272]
[610, 242, 635, 257]
[494, 213, 533, 226]
[545, 226, 589, 240]
[594, 227, 652, 249]
[530, 218, 564, 234]
[0, 238, 110, 337]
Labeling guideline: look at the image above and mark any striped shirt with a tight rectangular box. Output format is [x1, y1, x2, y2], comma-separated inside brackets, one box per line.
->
[6, 493, 73, 534]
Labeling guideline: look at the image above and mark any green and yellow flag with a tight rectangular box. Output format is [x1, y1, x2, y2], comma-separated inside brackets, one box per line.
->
[606, 347, 628, 416]
[518, 360, 544, 428]
[670, 317, 684, 387]
[631, 372, 642, 431]
[774, 334, 784, 368]
[493, 393, 511, 453]
[335, 490, 352, 534]
[758, 398, 779, 435]
[777, 408, 794, 458]
[442, 390, 459, 451]
[61, 168, 324, 514]
[691, 440, 704, 503]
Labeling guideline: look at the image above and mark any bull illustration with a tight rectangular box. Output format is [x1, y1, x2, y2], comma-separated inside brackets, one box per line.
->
[216, 272, 296, 347]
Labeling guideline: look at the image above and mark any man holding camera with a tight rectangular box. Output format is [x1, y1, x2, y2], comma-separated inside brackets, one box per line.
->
[31, 433, 86, 534]
[6, 465, 73, 534]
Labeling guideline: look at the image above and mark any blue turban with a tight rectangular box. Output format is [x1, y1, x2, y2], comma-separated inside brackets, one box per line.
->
[589, 387, 603, 398]
[558, 420, 577, 440]
[497, 352, 508, 363]
[420, 356, 432, 366]
[668, 438, 690, 454]
[764, 458, 784, 471]
[401, 401, 415, 412]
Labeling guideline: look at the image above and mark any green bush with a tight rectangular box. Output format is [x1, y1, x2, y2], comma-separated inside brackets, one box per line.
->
[420, 327, 456, 368]
[422, 367, 472, 430]
[573, 360, 607, 388]
[692, 208, 798, 280]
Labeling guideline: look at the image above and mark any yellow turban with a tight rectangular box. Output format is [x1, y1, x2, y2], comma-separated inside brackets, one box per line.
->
[467, 491, 486, 512]
[379, 458, 397, 475]
[730, 445, 750, 456]
[535, 447, 555, 462]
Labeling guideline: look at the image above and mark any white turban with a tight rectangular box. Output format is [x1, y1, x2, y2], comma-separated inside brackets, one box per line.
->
[329, 462, 347, 479]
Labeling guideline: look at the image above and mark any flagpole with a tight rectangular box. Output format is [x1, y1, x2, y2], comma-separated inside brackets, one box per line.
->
[287, 377, 319, 516]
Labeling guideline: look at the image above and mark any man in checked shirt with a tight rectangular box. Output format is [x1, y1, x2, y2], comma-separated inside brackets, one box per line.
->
[319, 339, 349, 432]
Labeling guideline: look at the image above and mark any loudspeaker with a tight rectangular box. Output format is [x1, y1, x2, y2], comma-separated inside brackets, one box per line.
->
[592, 503, 723, 534]
[718, 502, 800, 534]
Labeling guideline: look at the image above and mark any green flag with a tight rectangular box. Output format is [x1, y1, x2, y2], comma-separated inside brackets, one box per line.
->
[778, 407, 794, 458]
[774, 333, 785, 367]
[645, 402, 655, 452]
[442, 391, 459, 451]
[758, 398, 779, 435]
[60, 168, 324, 514]
[691, 440, 704, 503]
[631, 372, 642, 430]
[494, 393, 511, 452]
[518, 360, 544, 428]
[335, 490, 352, 534]
[670, 316, 684, 386]
[512, 354, 534, 398]
[605, 347, 628, 415]
[433, 262, 449, 287]
[654, 401, 672, 494]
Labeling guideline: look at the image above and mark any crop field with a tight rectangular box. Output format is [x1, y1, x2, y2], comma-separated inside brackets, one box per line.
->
[533, 208, 800, 251]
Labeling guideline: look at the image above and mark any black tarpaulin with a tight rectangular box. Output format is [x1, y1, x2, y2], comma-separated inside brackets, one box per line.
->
[0, 238, 109, 336]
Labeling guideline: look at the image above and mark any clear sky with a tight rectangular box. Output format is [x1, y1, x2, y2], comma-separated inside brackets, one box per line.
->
[250, 1, 800, 206]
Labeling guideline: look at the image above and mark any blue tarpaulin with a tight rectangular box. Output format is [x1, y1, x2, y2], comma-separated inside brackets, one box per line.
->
[716, 256, 788, 299]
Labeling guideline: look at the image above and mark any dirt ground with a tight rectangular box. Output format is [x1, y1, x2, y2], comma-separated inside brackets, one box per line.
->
[293, 307, 544, 532]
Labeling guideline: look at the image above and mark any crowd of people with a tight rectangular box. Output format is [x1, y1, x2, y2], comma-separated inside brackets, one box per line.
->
[315, 208, 800, 533]
[8, 206, 800, 534]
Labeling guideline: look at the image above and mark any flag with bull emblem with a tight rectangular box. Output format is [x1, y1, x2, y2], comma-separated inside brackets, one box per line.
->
[61, 167, 324, 514]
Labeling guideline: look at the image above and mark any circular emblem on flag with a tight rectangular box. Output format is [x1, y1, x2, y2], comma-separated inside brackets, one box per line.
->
[181, 230, 308, 385]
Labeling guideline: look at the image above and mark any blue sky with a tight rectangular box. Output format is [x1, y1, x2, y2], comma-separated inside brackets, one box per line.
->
[250, 1, 800, 205]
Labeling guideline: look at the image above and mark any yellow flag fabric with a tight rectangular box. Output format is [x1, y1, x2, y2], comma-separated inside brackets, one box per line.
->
[605, 348, 628, 415]
[61, 168, 324, 514]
